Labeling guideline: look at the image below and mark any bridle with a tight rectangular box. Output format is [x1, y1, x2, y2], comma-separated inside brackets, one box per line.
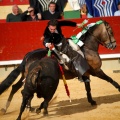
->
[103, 21, 116, 49]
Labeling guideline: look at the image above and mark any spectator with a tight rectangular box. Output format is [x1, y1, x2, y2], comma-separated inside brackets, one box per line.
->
[24, 6, 41, 21]
[114, 2, 120, 16]
[43, 19, 90, 82]
[29, 0, 42, 19]
[42, 2, 61, 20]
[6, 5, 28, 22]
[29, 0, 67, 15]
[80, 4, 93, 18]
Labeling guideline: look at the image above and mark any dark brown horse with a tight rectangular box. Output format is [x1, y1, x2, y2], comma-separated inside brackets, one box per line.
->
[0, 20, 120, 114]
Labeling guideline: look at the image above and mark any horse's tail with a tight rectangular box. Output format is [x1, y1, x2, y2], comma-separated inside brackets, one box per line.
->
[0, 59, 26, 95]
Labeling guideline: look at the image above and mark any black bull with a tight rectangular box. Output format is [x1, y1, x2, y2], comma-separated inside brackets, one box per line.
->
[0, 20, 120, 114]
[16, 57, 60, 120]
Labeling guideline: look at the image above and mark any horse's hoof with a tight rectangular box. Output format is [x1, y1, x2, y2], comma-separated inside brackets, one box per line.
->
[16, 118, 21, 120]
[91, 101, 97, 106]
[36, 108, 41, 114]
[118, 87, 120, 92]
[43, 110, 48, 116]
[0, 108, 6, 115]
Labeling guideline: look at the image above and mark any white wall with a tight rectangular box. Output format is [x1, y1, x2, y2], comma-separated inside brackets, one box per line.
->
[0, 59, 120, 82]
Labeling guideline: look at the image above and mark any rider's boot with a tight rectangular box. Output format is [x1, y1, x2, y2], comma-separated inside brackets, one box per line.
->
[68, 39, 84, 57]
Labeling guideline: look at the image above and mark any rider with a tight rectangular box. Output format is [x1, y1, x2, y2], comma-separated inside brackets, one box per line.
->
[43, 19, 90, 82]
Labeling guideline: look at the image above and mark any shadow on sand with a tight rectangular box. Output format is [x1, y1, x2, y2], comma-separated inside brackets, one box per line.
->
[29, 93, 120, 119]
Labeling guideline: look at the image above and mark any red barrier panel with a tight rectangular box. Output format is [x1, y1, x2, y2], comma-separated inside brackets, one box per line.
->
[0, 17, 120, 61]
[0, 0, 29, 6]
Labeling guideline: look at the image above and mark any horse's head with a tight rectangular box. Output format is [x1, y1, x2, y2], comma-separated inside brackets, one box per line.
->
[95, 20, 116, 50]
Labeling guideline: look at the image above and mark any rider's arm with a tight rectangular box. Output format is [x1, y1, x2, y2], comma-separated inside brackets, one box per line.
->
[58, 20, 77, 27]
[57, 20, 83, 28]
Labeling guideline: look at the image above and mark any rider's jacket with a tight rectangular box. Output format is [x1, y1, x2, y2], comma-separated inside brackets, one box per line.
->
[43, 20, 77, 46]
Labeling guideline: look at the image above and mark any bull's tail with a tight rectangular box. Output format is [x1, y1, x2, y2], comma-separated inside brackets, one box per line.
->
[0, 59, 26, 95]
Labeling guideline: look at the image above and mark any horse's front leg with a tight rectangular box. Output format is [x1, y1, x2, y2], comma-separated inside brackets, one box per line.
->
[95, 69, 120, 91]
[84, 82, 97, 105]
[1, 75, 24, 114]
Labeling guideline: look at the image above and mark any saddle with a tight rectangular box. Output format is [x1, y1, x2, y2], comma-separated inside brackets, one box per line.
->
[53, 38, 89, 77]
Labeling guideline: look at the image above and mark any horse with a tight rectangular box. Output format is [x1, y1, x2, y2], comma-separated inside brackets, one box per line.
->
[0, 20, 120, 114]
[16, 57, 60, 120]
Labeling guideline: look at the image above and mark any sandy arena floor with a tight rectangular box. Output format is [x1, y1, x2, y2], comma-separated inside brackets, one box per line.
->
[0, 72, 120, 120]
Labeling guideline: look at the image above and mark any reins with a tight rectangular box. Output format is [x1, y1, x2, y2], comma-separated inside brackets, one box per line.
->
[104, 22, 116, 47]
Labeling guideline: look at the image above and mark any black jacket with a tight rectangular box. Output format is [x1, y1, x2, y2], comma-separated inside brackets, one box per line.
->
[43, 20, 77, 46]
[24, 15, 39, 21]
[42, 10, 61, 20]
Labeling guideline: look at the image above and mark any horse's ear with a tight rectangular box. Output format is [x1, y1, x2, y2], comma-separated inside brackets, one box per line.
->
[100, 18, 103, 20]
[99, 18, 107, 25]
[99, 18, 104, 22]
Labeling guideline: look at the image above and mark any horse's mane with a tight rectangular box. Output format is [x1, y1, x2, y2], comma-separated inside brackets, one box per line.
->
[102, 20, 109, 26]
[80, 20, 109, 42]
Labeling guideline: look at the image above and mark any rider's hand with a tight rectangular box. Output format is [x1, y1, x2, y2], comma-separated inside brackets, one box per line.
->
[77, 23, 84, 28]
[37, 13, 42, 20]
[46, 43, 52, 49]
[77, 19, 89, 28]
[40, 36, 44, 40]
[28, 7, 34, 12]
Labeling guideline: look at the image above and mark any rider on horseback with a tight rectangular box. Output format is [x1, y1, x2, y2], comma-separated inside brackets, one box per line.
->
[43, 19, 90, 82]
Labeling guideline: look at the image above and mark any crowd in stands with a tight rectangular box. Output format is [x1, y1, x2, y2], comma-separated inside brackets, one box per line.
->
[6, 0, 120, 22]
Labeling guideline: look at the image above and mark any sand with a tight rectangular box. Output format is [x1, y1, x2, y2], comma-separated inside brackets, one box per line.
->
[0, 72, 120, 120]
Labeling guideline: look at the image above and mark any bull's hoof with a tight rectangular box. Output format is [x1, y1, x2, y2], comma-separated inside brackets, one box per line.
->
[30, 107, 35, 112]
[91, 100, 97, 106]
[36, 108, 41, 114]
[0, 108, 6, 115]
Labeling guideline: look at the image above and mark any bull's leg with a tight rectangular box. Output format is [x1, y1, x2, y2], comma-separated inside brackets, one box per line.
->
[84, 81, 97, 105]
[26, 95, 35, 112]
[43, 100, 49, 115]
[39, 90, 57, 115]
[16, 90, 31, 120]
[95, 69, 120, 91]
[1, 75, 24, 114]
[36, 101, 43, 114]
[36, 100, 48, 115]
